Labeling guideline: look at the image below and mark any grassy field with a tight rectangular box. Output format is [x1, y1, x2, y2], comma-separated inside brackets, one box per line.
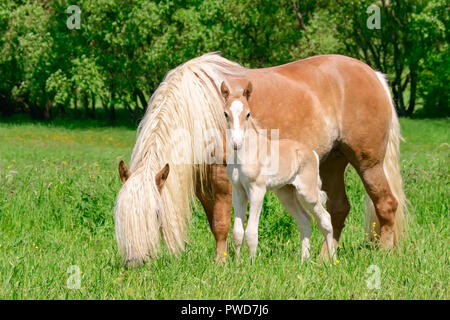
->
[0, 116, 448, 299]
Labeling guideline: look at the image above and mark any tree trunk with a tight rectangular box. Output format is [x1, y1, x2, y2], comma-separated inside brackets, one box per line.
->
[91, 93, 96, 118]
[43, 100, 52, 120]
[73, 90, 78, 110]
[406, 69, 417, 117]
[58, 103, 65, 114]
[136, 88, 148, 112]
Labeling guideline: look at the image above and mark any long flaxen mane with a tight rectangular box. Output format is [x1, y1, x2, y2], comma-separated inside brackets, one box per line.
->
[114, 53, 243, 265]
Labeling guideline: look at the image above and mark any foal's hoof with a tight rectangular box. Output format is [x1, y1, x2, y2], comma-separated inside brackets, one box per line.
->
[319, 239, 339, 257]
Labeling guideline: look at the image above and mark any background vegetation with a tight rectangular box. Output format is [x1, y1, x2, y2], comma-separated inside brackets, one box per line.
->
[0, 0, 448, 121]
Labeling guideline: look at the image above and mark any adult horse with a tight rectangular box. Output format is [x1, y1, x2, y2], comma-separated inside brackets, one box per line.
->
[115, 53, 407, 266]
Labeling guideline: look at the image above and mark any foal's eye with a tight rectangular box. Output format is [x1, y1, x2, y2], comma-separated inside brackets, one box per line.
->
[224, 112, 229, 119]
[246, 112, 250, 119]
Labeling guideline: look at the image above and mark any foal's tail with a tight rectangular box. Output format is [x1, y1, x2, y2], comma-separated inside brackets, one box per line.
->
[365, 72, 408, 246]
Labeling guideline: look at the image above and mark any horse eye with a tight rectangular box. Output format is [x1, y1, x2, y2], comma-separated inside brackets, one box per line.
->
[224, 112, 229, 119]
[246, 112, 250, 119]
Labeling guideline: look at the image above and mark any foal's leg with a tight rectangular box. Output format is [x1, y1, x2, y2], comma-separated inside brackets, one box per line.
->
[245, 183, 266, 257]
[232, 185, 248, 255]
[294, 152, 335, 260]
[319, 150, 350, 255]
[273, 186, 312, 261]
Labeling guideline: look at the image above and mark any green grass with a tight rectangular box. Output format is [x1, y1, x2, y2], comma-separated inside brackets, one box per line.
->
[0, 116, 448, 299]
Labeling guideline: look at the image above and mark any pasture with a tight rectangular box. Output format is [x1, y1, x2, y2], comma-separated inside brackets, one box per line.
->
[0, 116, 448, 299]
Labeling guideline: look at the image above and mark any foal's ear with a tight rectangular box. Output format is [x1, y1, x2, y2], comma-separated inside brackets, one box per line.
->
[220, 81, 230, 100]
[155, 163, 170, 191]
[118, 160, 131, 183]
[243, 81, 253, 100]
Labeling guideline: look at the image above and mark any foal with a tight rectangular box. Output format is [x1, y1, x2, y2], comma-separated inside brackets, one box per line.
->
[221, 80, 335, 261]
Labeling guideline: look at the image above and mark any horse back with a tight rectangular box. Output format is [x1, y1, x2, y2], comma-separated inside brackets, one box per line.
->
[240, 55, 392, 159]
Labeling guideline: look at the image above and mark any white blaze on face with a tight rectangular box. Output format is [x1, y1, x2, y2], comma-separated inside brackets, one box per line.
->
[230, 100, 244, 149]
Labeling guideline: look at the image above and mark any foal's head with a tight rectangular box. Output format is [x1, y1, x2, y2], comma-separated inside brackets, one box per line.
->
[220, 80, 253, 150]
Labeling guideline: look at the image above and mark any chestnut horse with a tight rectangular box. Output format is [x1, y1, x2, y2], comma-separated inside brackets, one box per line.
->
[115, 53, 407, 266]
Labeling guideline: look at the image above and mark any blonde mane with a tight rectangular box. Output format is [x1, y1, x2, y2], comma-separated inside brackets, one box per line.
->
[114, 53, 243, 264]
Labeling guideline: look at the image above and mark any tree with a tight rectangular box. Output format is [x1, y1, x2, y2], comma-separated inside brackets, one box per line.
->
[333, 0, 448, 117]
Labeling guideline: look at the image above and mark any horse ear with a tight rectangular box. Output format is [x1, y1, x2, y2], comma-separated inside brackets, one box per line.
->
[118, 160, 131, 183]
[155, 163, 170, 191]
[220, 81, 229, 100]
[243, 81, 253, 100]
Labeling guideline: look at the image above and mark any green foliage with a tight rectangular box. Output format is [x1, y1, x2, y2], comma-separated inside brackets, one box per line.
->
[332, 0, 449, 117]
[0, 0, 447, 119]
[414, 0, 449, 117]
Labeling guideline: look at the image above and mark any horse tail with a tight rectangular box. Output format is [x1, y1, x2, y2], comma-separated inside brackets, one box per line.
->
[365, 72, 408, 245]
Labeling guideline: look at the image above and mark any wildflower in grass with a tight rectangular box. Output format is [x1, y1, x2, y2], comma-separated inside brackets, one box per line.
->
[336, 260, 340, 264]
[223, 252, 227, 256]
[365, 233, 369, 236]
[63, 161, 68, 165]
[117, 277, 122, 281]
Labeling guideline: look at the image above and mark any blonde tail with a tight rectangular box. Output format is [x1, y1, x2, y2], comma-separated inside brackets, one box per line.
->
[366, 72, 408, 246]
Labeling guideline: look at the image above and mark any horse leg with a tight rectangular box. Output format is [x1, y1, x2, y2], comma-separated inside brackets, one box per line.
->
[231, 185, 248, 256]
[197, 164, 232, 263]
[356, 164, 398, 248]
[245, 184, 266, 257]
[340, 129, 399, 248]
[273, 186, 312, 261]
[319, 150, 350, 255]
[210, 164, 232, 262]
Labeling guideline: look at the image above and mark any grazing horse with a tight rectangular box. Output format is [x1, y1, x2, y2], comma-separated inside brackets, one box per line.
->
[115, 53, 407, 266]
[221, 80, 334, 261]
